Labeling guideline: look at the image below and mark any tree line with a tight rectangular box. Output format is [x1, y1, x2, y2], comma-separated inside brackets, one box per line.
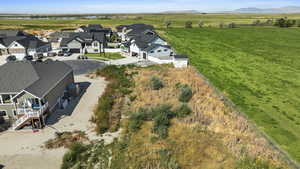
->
[165, 17, 300, 29]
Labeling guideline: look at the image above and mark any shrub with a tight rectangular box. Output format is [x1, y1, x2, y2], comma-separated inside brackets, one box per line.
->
[228, 22, 237, 28]
[198, 21, 204, 28]
[61, 143, 88, 169]
[175, 104, 192, 118]
[152, 105, 174, 138]
[45, 131, 88, 149]
[185, 21, 193, 28]
[92, 65, 133, 134]
[150, 76, 164, 90]
[165, 20, 172, 28]
[128, 109, 148, 132]
[275, 18, 296, 28]
[178, 84, 193, 102]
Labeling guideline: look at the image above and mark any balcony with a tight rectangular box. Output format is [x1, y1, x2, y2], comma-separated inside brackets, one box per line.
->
[16, 102, 49, 117]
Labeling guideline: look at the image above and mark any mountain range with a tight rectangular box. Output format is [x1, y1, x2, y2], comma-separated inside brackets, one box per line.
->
[231, 6, 300, 13]
[161, 6, 300, 14]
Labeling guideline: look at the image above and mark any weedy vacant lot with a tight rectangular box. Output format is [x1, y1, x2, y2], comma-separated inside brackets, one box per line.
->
[164, 27, 300, 164]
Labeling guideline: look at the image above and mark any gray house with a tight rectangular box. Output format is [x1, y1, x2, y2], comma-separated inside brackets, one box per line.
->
[0, 60, 74, 130]
[60, 32, 106, 54]
[0, 30, 51, 60]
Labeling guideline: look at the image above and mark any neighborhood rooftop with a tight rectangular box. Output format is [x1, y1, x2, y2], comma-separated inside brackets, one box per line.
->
[0, 60, 73, 98]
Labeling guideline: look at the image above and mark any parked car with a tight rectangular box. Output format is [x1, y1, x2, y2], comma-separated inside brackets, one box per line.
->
[63, 52, 72, 57]
[36, 53, 44, 59]
[6, 55, 16, 62]
[23, 55, 33, 61]
[57, 51, 64, 57]
[47, 52, 57, 57]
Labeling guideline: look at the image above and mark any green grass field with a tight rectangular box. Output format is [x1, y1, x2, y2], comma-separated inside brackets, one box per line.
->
[85, 53, 124, 60]
[2, 13, 300, 30]
[164, 27, 300, 164]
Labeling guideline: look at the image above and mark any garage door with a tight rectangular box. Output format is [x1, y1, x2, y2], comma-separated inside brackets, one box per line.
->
[69, 48, 81, 53]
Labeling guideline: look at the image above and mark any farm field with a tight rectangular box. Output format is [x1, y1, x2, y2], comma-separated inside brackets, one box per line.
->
[163, 27, 300, 164]
[2, 13, 300, 30]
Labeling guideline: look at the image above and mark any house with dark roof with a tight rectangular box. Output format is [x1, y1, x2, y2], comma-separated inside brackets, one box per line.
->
[0, 30, 51, 60]
[0, 60, 74, 130]
[60, 32, 106, 54]
[116, 24, 154, 42]
[76, 24, 112, 38]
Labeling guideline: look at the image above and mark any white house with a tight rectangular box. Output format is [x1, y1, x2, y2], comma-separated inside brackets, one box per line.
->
[6, 37, 51, 60]
[60, 32, 106, 54]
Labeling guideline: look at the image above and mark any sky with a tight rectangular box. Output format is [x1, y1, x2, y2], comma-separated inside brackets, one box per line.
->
[0, 0, 300, 14]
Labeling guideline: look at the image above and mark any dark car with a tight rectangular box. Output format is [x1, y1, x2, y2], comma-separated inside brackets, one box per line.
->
[23, 55, 33, 61]
[58, 51, 64, 57]
[63, 52, 72, 57]
[6, 55, 16, 62]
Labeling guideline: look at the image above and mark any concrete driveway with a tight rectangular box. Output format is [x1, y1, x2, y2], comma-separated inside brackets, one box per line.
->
[63, 60, 106, 75]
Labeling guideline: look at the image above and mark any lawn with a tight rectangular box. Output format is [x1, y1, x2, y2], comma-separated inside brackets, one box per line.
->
[85, 53, 124, 61]
[164, 27, 300, 164]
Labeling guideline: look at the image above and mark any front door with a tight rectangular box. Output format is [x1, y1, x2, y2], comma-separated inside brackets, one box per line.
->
[143, 53, 147, 59]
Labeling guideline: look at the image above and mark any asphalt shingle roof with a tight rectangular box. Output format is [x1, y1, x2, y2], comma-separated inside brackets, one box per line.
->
[60, 32, 106, 48]
[0, 60, 73, 98]
[144, 44, 171, 52]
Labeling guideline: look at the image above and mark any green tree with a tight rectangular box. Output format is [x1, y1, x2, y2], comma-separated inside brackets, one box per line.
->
[198, 21, 204, 28]
[165, 20, 172, 28]
[185, 21, 193, 28]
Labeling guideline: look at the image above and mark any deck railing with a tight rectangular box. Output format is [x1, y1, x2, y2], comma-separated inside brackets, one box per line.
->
[12, 102, 48, 130]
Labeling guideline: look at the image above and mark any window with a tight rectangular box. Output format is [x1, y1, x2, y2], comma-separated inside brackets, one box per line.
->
[1, 95, 11, 104]
[164, 49, 168, 52]
[157, 50, 162, 53]
[0, 111, 6, 117]
[94, 42, 98, 47]
[14, 44, 18, 47]
[150, 51, 154, 53]
[94, 49, 99, 52]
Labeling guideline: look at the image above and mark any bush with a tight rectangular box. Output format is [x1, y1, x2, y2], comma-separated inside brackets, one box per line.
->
[185, 21, 193, 28]
[228, 22, 237, 28]
[128, 109, 148, 132]
[92, 65, 133, 134]
[152, 105, 174, 138]
[178, 84, 193, 102]
[150, 76, 164, 90]
[275, 18, 296, 28]
[175, 104, 192, 118]
[61, 143, 88, 169]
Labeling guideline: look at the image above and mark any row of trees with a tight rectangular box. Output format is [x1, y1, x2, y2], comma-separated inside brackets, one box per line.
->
[164, 17, 300, 28]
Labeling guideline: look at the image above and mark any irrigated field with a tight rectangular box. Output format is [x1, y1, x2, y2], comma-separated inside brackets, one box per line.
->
[163, 27, 300, 164]
[2, 13, 300, 30]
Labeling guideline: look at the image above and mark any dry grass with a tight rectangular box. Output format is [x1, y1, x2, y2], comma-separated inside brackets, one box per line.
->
[44, 130, 89, 149]
[126, 65, 289, 168]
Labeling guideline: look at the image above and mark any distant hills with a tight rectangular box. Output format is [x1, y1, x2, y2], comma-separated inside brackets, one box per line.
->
[161, 10, 200, 14]
[161, 6, 300, 14]
[229, 6, 300, 14]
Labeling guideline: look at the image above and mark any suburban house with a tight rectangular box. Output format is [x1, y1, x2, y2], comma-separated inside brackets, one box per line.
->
[117, 24, 189, 68]
[0, 30, 51, 60]
[0, 60, 74, 130]
[47, 32, 72, 50]
[76, 24, 112, 38]
[129, 34, 173, 60]
[60, 32, 107, 54]
[116, 24, 154, 42]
